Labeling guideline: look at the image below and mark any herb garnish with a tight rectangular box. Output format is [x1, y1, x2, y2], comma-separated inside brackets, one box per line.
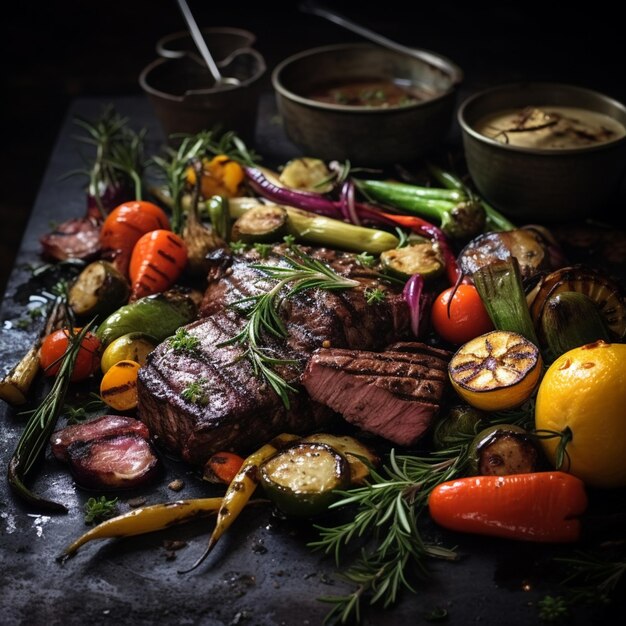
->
[229, 241, 248, 254]
[218, 247, 359, 407]
[181, 378, 209, 406]
[168, 328, 200, 353]
[84, 496, 118, 524]
[253, 243, 273, 259]
[364, 287, 386, 305]
[355, 251, 376, 268]
[63, 392, 107, 424]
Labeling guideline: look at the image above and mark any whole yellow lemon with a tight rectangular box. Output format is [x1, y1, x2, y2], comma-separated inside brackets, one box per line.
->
[535, 341, 626, 488]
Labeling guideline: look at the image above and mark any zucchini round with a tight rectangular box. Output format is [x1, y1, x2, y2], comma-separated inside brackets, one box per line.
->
[231, 205, 288, 243]
[69, 260, 130, 318]
[260, 443, 351, 517]
[380, 242, 444, 280]
[302, 434, 379, 485]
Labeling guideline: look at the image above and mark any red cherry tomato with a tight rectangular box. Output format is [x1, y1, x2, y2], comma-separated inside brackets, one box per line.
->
[39, 328, 101, 382]
[431, 284, 494, 345]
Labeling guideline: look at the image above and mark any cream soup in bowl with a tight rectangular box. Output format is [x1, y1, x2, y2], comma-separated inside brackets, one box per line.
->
[475, 106, 626, 149]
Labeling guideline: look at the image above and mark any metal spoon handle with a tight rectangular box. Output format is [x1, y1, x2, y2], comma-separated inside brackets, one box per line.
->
[175, 0, 222, 83]
[301, 1, 463, 84]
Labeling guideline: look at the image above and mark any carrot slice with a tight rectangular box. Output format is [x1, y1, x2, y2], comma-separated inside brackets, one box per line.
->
[128, 229, 187, 300]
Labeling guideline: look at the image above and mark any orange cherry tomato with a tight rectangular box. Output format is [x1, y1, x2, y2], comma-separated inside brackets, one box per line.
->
[39, 328, 101, 382]
[431, 284, 494, 345]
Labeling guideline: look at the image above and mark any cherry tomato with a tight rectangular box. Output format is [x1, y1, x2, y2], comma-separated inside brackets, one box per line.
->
[39, 328, 101, 382]
[431, 284, 494, 345]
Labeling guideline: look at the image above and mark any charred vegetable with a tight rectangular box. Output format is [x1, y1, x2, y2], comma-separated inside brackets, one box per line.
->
[301, 433, 379, 485]
[540, 291, 611, 361]
[380, 242, 444, 281]
[356, 178, 486, 240]
[527, 266, 626, 341]
[185, 154, 245, 198]
[203, 452, 245, 484]
[231, 204, 288, 243]
[59, 497, 225, 560]
[260, 442, 351, 517]
[183, 159, 223, 276]
[96, 289, 197, 346]
[468, 424, 541, 476]
[458, 229, 556, 281]
[181, 433, 299, 573]
[432, 405, 486, 450]
[472, 258, 539, 345]
[69, 260, 130, 319]
[278, 158, 333, 193]
[100, 360, 141, 411]
[428, 471, 587, 543]
[100, 332, 156, 373]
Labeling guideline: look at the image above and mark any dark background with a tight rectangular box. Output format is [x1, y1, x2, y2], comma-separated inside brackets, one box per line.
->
[2, 0, 625, 295]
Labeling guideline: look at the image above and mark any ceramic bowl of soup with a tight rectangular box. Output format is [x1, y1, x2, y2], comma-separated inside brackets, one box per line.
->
[458, 83, 626, 221]
[272, 43, 462, 165]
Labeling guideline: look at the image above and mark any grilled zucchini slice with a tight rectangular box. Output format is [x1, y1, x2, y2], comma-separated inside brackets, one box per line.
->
[260, 442, 351, 517]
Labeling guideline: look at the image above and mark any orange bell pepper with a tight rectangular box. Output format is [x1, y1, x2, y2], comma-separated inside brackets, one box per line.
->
[428, 471, 587, 543]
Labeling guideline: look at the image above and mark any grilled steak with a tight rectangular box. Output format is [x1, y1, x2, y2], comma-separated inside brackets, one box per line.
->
[138, 247, 409, 464]
[302, 342, 450, 446]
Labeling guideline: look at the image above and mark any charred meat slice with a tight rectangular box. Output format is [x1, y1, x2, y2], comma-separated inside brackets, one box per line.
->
[40, 216, 102, 262]
[50, 415, 151, 462]
[302, 343, 449, 446]
[66, 434, 160, 490]
[138, 247, 409, 465]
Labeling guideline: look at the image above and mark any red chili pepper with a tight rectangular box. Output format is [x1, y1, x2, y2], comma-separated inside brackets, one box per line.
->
[428, 472, 588, 543]
[128, 229, 187, 301]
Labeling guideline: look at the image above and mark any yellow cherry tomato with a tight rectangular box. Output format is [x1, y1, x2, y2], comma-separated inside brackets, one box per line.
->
[101, 333, 156, 374]
[100, 360, 141, 411]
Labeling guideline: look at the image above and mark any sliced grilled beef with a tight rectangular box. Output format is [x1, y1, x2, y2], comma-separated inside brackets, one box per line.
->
[51, 415, 150, 462]
[138, 247, 409, 464]
[302, 342, 449, 446]
[66, 434, 160, 490]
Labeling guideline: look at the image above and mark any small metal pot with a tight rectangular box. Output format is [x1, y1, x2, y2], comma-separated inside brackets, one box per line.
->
[139, 28, 266, 142]
[272, 43, 461, 166]
[458, 83, 626, 221]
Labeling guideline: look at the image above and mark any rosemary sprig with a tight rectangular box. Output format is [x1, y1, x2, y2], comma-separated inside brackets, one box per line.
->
[104, 126, 147, 200]
[218, 248, 359, 407]
[311, 448, 468, 623]
[8, 323, 96, 512]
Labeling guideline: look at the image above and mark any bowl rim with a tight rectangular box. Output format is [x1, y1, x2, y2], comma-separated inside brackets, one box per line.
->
[156, 26, 257, 59]
[458, 82, 626, 156]
[139, 51, 267, 102]
[271, 42, 459, 114]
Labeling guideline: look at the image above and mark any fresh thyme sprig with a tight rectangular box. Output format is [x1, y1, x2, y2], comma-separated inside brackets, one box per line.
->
[84, 496, 119, 524]
[218, 248, 359, 408]
[63, 392, 107, 424]
[311, 448, 468, 623]
[364, 287, 386, 305]
[169, 327, 200, 353]
[181, 378, 209, 406]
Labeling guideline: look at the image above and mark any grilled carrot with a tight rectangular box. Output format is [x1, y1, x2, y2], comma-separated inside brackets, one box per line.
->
[128, 229, 187, 301]
[428, 471, 588, 543]
[203, 452, 246, 485]
[100, 201, 170, 275]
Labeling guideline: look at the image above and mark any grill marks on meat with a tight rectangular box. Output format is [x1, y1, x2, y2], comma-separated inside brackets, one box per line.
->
[50, 415, 159, 489]
[302, 343, 450, 446]
[138, 248, 410, 464]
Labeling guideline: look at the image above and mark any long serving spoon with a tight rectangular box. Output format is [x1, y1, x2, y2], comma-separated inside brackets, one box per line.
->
[175, 0, 242, 87]
[300, 1, 463, 85]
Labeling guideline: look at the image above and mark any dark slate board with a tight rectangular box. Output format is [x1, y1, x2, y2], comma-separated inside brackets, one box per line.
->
[1, 96, 625, 626]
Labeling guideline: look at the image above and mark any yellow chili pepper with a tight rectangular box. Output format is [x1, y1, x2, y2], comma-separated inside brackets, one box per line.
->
[181, 433, 299, 573]
[185, 155, 245, 199]
[58, 497, 223, 561]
